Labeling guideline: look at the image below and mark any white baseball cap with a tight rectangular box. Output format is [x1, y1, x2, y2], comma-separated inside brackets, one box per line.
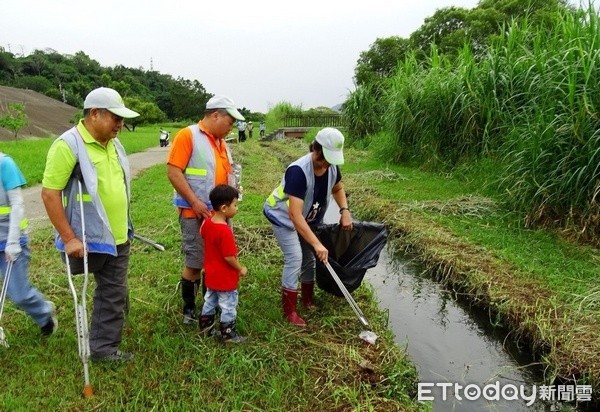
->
[206, 95, 245, 121]
[315, 127, 345, 165]
[83, 87, 140, 118]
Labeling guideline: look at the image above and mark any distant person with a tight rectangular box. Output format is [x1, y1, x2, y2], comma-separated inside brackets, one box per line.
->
[159, 128, 170, 147]
[0, 152, 57, 338]
[259, 121, 266, 138]
[41, 87, 140, 362]
[237, 120, 247, 142]
[263, 128, 352, 326]
[167, 95, 245, 325]
[246, 121, 253, 139]
[199, 184, 247, 343]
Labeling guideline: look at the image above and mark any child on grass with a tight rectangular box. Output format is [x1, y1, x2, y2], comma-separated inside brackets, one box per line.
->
[199, 184, 247, 343]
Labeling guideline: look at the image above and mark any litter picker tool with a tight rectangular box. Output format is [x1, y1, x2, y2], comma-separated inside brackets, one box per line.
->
[324, 260, 379, 344]
[0, 261, 14, 347]
[324, 260, 369, 327]
[66, 165, 94, 398]
[133, 234, 165, 251]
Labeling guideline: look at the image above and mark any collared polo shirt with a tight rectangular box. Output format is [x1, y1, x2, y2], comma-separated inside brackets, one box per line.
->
[42, 120, 128, 244]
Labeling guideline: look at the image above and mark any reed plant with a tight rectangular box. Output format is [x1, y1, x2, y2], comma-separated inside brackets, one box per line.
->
[354, 5, 599, 241]
[343, 82, 384, 142]
[263, 101, 303, 134]
[495, 6, 600, 241]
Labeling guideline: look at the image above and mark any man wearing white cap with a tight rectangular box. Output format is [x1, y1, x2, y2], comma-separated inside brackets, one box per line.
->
[42, 87, 139, 362]
[263, 127, 353, 326]
[167, 95, 245, 326]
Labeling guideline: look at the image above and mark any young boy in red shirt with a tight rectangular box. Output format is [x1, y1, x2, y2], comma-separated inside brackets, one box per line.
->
[199, 184, 247, 343]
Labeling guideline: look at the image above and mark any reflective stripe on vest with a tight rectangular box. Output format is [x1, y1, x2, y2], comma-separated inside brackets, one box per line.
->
[267, 184, 285, 207]
[263, 153, 337, 230]
[0, 207, 28, 229]
[185, 168, 207, 176]
[62, 193, 93, 206]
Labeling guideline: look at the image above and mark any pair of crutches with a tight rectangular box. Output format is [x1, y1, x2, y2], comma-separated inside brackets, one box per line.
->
[0, 261, 14, 347]
[65, 175, 94, 398]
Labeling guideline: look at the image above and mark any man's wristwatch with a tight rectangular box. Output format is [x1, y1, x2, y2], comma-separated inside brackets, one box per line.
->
[339, 207, 350, 214]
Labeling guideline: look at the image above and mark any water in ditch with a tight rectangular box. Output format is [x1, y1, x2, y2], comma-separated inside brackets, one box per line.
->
[365, 249, 549, 411]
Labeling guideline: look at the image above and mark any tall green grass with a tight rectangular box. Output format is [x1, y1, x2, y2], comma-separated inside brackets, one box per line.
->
[345, 5, 600, 242]
[263, 101, 303, 134]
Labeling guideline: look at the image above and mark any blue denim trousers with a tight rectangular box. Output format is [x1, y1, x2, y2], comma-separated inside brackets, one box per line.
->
[271, 223, 316, 291]
[201, 289, 238, 324]
[0, 244, 52, 327]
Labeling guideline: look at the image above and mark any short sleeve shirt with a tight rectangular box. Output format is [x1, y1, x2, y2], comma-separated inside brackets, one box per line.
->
[1, 156, 26, 191]
[200, 217, 239, 291]
[42, 121, 129, 244]
[284, 165, 341, 225]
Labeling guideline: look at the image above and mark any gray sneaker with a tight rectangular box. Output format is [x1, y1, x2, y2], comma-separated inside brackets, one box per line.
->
[41, 301, 58, 336]
[183, 308, 197, 325]
[91, 350, 134, 363]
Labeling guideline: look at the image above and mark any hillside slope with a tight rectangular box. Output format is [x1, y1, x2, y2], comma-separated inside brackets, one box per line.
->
[0, 85, 78, 140]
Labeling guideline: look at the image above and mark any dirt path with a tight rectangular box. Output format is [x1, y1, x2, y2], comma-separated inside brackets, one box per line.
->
[24, 146, 169, 231]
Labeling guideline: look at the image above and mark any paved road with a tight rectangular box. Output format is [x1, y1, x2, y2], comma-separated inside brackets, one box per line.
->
[24, 146, 169, 231]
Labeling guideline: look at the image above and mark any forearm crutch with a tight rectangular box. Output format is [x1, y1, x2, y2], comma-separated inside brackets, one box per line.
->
[324, 261, 370, 327]
[65, 176, 93, 398]
[0, 261, 14, 347]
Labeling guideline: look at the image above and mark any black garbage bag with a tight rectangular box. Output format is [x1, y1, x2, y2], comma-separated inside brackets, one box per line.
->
[313, 221, 388, 297]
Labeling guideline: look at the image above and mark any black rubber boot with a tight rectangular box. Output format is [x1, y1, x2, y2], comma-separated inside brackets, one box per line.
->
[220, 321, 246, 343]
[181, 278, 199, 324]
[199, 314, 215, 337]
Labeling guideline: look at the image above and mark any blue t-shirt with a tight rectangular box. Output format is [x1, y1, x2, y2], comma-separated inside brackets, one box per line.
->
[284, 165, 341, 225]
[1, 156, 26, 191]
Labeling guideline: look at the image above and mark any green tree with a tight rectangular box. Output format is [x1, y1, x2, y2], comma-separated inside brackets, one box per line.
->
[12, 75, 55, 94]
[354, 36, 410, 86]
[0, 49, 17, 83]
[409, 6, 471, 59]
[123, 97, 166, 131]
[0, 102, 29, 139]
[0, 48, 211, 122]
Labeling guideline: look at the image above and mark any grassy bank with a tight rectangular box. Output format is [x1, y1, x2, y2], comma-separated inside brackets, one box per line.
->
[0, 138, 422, 410]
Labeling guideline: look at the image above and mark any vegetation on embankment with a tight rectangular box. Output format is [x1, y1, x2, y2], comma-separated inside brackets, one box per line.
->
[0, 135, 423, 411]
[345, 4, 600, 245]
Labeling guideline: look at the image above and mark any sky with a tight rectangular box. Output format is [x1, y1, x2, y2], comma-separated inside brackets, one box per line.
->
[1, 0, 494, 113]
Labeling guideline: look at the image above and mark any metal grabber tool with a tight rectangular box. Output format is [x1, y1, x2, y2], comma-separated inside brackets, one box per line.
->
[0, 261, 14, 347]
[66, 169, 94, 398]
[324, 261, 379, 344]
[324, 261, 369, 327]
